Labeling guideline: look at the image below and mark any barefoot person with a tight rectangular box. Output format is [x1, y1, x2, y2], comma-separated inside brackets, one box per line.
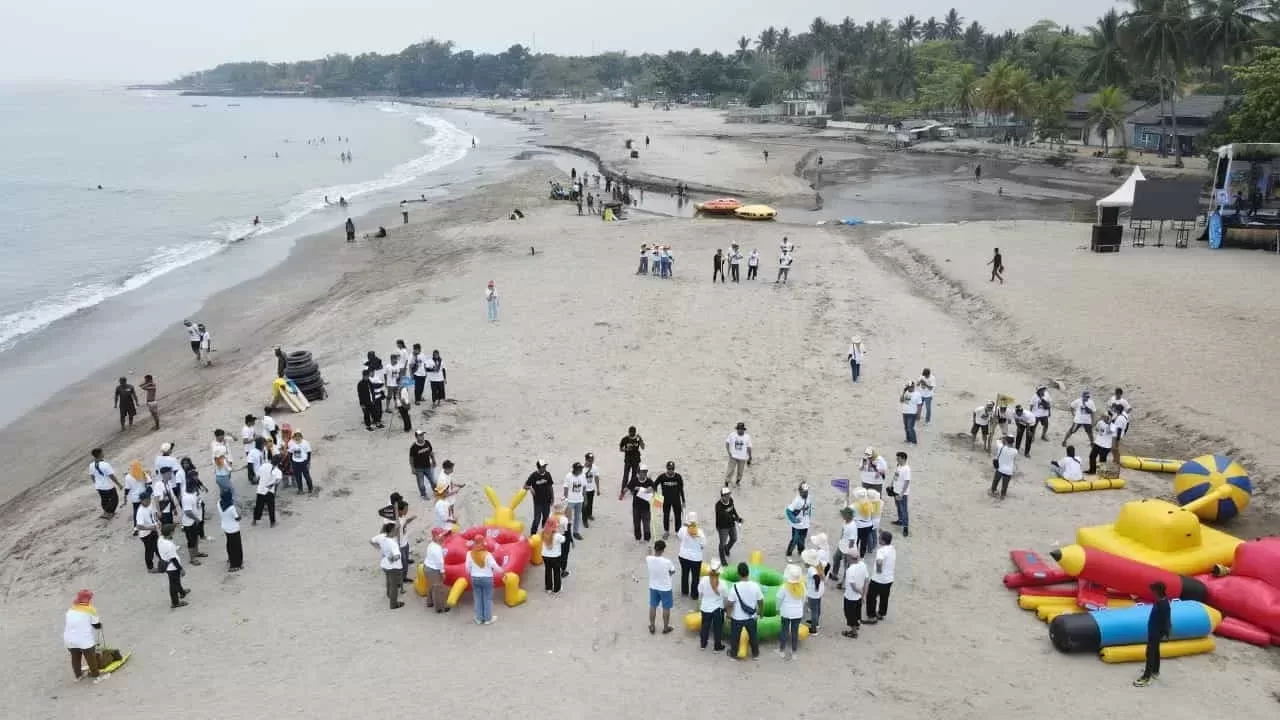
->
[113, 377, 138, 431]
[1133, 581, 1172, 687]
[63, 589, 107, 683]
[139, 374, 160, 430]
[88, 449, 122, 520]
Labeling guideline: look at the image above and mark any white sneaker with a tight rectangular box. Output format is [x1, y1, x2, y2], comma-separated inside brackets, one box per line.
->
[484, 616, 497, 625]
[93, 673, 111, 685]
[777, 649, 786, 659]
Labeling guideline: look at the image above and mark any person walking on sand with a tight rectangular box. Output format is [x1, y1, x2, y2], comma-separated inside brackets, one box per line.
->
[345, 217, 356, 242]
[618, 425, 645, 498]
[1013, 404, 1037, 458]
[656, 461, 685, 539]
[974, 163, 982, 183]
[252, 456, 279, 527]
[1051, 445, 1084, 481]
[370, 522, 404, 610]
[357, 369, 379, 432]
[775, 250, 793, 284]
[698, 559, 728, 651]
[135, 491, 161, 572]
[563, 461, 587, 540]
[1062, 391, 1096, 447]
[725, 561, 763, 659]
[1032, 386, 1052, 441]
[423, 527, 451, 612]
[714, 485, 743, 564]
[1088, 411, 1117, 475]
[987, 247, 1004, 283]
[88, 448, 122, 520]
[971, 401, 995, 451]
[157, 526, 190, 609]
[865, 531, 896, 623]
[113, 377, 138, 431]
[637, 244, 649, 274]
[917, 369, 936, 424]
[724, 422, 752, 487]
[729, 244, 743, 282]
[426, 350, 447, 407]
[840, 540, 869, 638]
[747, 249, 760, 280]
[676, 511, 704, 599]
[183, 320, 202, 362]
[888, 452, 911, 536]
[64, 589, 108, 683]
[1133, 581, 1172, 687]
[712, 249, 726, 283]
[467, 538, 502, 624]
[219, 491, 243, 571]
[784, 482, 813, 559]
[646, 539, 676, 634]
[777, 564, 806, 659]
[410, 431, 437, 501]
[900, 381, 923, 445]
[991, 435, 1018, 499]
[848, 336, 865, 383]
[197, 323, 213, 366]
[139, 374, 159, 430]
[485, 281, 500, 322]
[400, 200, 409, 224]
[582, 452, 599, 527]
[801, 548, 825, 635]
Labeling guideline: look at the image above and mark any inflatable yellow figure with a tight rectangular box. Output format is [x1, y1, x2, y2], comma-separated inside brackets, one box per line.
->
[483, 486, 528, 532]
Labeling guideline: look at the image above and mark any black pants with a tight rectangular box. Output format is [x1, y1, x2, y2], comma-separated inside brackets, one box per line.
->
[632, 498, 651, 541]
[717, 526, 737, 564]
[1015, 424, 1034, 456]
[747, 265, 758, 279]
[398, 405, 411, 432]
[1088, 444, 1112, 475]
[991, 472, 1012, 497]
[183, 524, 200, 553]
[1143, 633, 1161, 677]
[621, 456, 640, 495]
[362, 403, 383, 428]
[253, 493, 276, 524]
[226, 531, 243, 569]
[700, 608, 724, 649]
[662, 497, 683, 534]
[1036, 415, 1050, 437]
[413, 376, 426, 403]
[713, 266, 725, 283]
[679, 557, 701, 598]
[141, 533, 159, 570]
[844, 597, 864, 629]
[166, 567, 187, 606]
[544, 554, 564, 592]
[97, 488, 119, 515]
[856, 526, 875, 558]
[730, 264, 740, 282]
[583, 490, 595, 524]
[727, 618, 759, 657]
[430, 381, 445, 403]
[530, 499, 551, 535]
[867, 580, 892, 619]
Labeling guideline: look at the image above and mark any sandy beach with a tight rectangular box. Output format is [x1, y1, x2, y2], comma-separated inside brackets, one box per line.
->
[1, 103, 1277, 720]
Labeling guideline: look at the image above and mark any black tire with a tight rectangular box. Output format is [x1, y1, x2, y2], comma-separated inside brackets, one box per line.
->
[287, 350, 312, 364]
[290, 372, 321, 386]
[295, 377, 324, 393]
[285, 363, 318, 378]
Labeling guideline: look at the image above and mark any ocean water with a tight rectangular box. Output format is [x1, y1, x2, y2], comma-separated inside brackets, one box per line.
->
[0, 88, 530, 428]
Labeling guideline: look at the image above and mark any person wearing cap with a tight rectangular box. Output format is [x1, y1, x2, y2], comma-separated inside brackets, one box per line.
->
[1031, 386, 1052, 441]
[485, 280, 500, 322]
[831, 505, 857, 581]
[423, 527, 451, 612]
[63, 589, 107, 683]
[157, 525, 190, 609]
[801, 549, 825, 634]
[370, 522, 404, 610]
[155, 441, 182, 482]
[1089, 410, 1118, 475]
[1013, 404, 1037, 458]
[991, 434, 1018, 499]
[540, 509, 567, 594]
[784, 482, 813, 560]
[725, 561, 763, 659]
[524, 459, 554, 535]
[656, 461, 686, 539]
[411, 342, 430, 405]
[971, 401, 995, 451]
[900, 381, 923, 445]
[697, 559, 728, 650]
[676, 511, 705, 599]
[840, 540, 869, 638]
[777, 564, 806, 659]
[88, 448, 122, 520]
[409, 432, 437, 500]
[433, 479, 457, 531]
[859, 447, 887, 492]
[1063, 390, 1096, 447]
[866, 531, 896, 623]
[357, 369, 381, 432]
[645, 540, 676, 634]
[581, 452, 599, 527]
[847, 336, 865, 383]
[135, 492, 161, 572]
[917, 369, 936, 424]
[467, 538, 502, 624]
[563, 462, 587, 540]
[714, 485, 743, 564]
[626, 463, 656, 542]
[855, 488, 883, 557]
[617, 426, 645, 498]
[888, 452, 911, 536]
[724, 422, 752, 487]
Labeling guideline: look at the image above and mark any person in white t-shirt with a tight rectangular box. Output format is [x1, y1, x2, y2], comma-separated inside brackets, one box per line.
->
[900, 381, 923, 444]
[859, 447, 888, 491]
[889, 452, 911, 537]
[423, 526, 450, 612]
[830, 505, 859, 581]
[466, 538, 503, 625]
[777, 564, 807, 659]
[183, 320, 202, 361]
[1062, 391, 1097, 447]
[840, 540, 869, 637]
[88, 448, 122, 519]
[865, 532, 896, 623]
[410, 342, 429, 405]
[724, 422, 752, 487]
[563, 462, 587, 540]
[747, 249, 760, 280]
[157, 526, 190, 609]
[287, 431, 313, 494]
[180, 482, 208, 565]
[971, 401, 995, 451]
[219, 492, 243, 571]
[370, 522, 404, 610]
[1031, 387, 1053, 441]
[1089, 412, 1117, 475]
[540, 512, 567, 595]
[994, 398, 1013, 439]
[1052, 446, 1085, 481]
[135, 493, 161, 572]
[801, 548, 825, 634]
[775, 249, 794, 284]
[252, 456, 280, 527]
[784, 483, 813, 559]
[847, 335, 866, 383]
[917, 369, 936, 424]
[725, 561, 763, 659]
[676, 512, 705, 600]
[261, 407, 279, 445]
[1107, 388, 1132, 417]
[245, 439, 265, 488]
[1111, 409, 1130, 456]
[697, 560, 728, 651]
[646, 540, 677, 635]
[426, 350, 447, 407]
[991, 435, 1018, 499]
[210, 431, 234, 496]
[64, 589, 107, 682]
[581, 452, 599, 527]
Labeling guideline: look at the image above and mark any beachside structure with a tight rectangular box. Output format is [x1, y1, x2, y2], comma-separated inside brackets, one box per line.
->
[1127, 95, 1228, 156]
[782, 56, 829, 117]
[1066, 93, 1152, 147]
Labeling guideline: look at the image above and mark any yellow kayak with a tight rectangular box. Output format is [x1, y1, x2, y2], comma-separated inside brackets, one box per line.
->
[1118, 456, 1182, 473]
[734, 204, 777, 220]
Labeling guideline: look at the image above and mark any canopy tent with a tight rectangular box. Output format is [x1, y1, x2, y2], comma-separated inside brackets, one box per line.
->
[1096, 166, 1147, 207]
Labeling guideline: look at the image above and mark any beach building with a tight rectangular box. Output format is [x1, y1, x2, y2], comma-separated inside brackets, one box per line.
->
[1065, 92, 1152, 147]
[1126, 95, 1228, 156]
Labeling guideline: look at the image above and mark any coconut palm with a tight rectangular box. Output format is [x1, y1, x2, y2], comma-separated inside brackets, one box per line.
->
[897, 15, 921, 45]
[1035, 76, 1077, 145]
[736, 36, 751, 61]
[951, 63, 980, 121]
[1193, 0, 1266, 85]
[1124, 0, 1192, 161]
[943, 8, 964, 39]
[922, 17, 942, 41]
[757, 26, 779, 56]
[1087, 85, 1131, 150]
[1083, 10, 1131, 88]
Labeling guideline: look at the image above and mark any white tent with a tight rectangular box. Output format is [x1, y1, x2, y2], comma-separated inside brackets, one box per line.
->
[1096, 165, 1147, 207]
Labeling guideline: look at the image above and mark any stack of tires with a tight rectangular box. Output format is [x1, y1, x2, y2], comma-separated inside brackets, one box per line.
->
[284, 351, 326, 402]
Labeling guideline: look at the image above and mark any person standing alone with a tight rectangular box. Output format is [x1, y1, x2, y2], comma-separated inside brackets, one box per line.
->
[987, 247, 1004, 283]
[139, 374, 160, 430]
[900, 381, 923, 445]
[889, 452, 910, 537]
[712, 249, 726, 283]
[646, 540, 676, 635]
[618, 426, 645, 498]
[991, 435, 1018, 499]
[728, 244, 743, 282]
[714, 486, 743, 564]
[1133, 581, 1171, 687]
[724, 422, 752, 487]
[784, 483, 813, 559]
[747, 249, 759, 280]
[865, 531, 895, 624]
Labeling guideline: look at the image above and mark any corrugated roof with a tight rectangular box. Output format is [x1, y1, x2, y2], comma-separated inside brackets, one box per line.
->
[1069, 92, 1152, 116]
[1129, 95, 1227, 124]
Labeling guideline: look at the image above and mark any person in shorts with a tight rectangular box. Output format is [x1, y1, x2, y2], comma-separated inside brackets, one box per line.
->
[646, 539, 676, 634]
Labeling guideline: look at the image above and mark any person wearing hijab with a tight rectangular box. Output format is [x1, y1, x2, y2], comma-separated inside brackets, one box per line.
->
[697, 559, 727, 651]
[777, 564, 806, 660]
[123, 461, 149, 532]
[485, 281, 500, 322]
[220, 491, 243, 571]
[63, 589, 107, 682]
[847, 336, 865, 383]
[466, 538, 503, 624]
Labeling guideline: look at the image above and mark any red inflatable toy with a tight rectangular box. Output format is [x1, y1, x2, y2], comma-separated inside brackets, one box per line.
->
[1199, 537, 1280, 638]
[440, 526, 532, 588]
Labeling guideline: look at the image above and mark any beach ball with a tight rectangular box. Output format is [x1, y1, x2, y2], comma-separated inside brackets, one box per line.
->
[1173, 454, 1252, 522]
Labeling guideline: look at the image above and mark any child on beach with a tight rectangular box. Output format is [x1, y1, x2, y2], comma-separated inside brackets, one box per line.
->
[485, 281, 500, 322]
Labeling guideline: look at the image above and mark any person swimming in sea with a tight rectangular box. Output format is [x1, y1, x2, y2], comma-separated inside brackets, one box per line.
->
[253, 216, 260, 226]
[339, 197, 348, 208]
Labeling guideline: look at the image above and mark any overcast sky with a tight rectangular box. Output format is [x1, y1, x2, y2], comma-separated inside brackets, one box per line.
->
[4, 0, 1126, 85]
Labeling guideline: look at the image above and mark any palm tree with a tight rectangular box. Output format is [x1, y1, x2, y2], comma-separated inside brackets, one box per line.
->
[1033, 36, 1074, 79]
[1087, 85, 1131, 150]
[1194, 0, 1266, 85]
[1125, 0, 1192, 162]
[897, 15, 921, 45]
[1035, 76, 1076, 145]
[964, 21, 987, 54]
[1083, 10, 1131, 88]
[736, 36, 751, 61]
[922, 17, 942, 41]
[951, 64, 979, 121]
[757, 26, 779, 57]
[943, 8, 964, 39]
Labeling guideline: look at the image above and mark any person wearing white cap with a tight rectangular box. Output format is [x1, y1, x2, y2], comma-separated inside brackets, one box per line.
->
[840, 539, 868, 638]
[697, 559, 728, 651]
[714, 485, 743, 564]
[626, 463, 655, 542]
[917, 369, 936, 424]
[801, 549, 825, 634]
[900, 381, 923, 445]
[847, 336, 865, 383]
[723, 422, 752, 487]
[676, 511, 705, 599]
[784, 482, 813, 559]
[859, 447, 887, 492]
[1031, 386, 1052, 441]
[432, 480, 457, 531]
[777, 564, 806, 659]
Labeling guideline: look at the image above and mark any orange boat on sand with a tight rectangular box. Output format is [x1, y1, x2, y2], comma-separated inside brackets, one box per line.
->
[695, 198, 742, 214]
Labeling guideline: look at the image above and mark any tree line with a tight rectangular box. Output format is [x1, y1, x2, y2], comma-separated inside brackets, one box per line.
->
[172, 1, 1280, 161]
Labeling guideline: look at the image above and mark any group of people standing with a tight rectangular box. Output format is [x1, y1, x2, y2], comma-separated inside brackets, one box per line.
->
[357, 342, 448, 433]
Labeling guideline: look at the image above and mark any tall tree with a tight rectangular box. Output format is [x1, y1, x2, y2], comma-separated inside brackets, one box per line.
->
[1224, 46, 1280, 141]
[922, 17, 942, 41]
[943, 8, 964, 39]
[1125, 0, 1192, 162]
[1083, 10, 1131, 88]
[1087, 85, 1131, 149]
[897, 15, 922, 45]
[1193, 0, 1266, 86]
[736, 36, 752, 61]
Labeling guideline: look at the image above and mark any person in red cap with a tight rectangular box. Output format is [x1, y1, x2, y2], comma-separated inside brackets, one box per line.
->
[423, 526, 451, 612]
[64, 589, 106, 682]
[485, 281, 500, 322]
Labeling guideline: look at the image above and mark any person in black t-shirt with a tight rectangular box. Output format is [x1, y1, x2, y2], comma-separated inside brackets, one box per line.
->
[1134, 582, 1172, 687]
[655, 461, 686, 538]
[714, 485, 743, 564]
[524, 460, 554, 535]
[618, 426, 645, 498]
[114, 377, 139, 431]
[627, 465, 656, 542]
[408, 432, 435, 500]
